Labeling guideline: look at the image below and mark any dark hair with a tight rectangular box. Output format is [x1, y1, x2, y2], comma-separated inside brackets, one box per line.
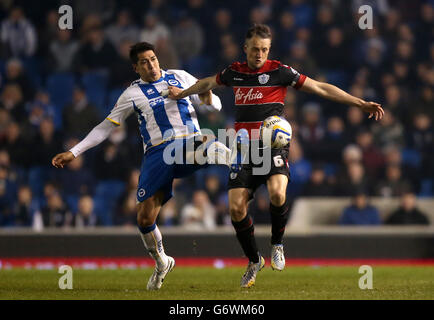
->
[129, 42, 155, 64]
[245, 24, 272, 41]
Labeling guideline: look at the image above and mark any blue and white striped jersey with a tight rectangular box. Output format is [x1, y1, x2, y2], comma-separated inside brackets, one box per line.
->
[106, 69, 221, 153]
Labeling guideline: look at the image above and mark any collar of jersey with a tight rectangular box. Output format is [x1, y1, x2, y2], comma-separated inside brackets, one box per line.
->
[138, 70, 166, 84]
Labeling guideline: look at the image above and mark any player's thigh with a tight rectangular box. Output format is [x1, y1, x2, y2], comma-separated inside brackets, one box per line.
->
[136, 191, 165, 227]
[228, 188, 251, 222]
[266, 174, 288, 207]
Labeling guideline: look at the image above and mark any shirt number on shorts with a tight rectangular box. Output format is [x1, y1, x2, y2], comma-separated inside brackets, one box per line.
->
[273, 155, 284, 167]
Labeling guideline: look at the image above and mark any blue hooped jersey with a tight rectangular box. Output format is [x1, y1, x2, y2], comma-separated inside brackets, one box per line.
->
[106, 70, 221, 153]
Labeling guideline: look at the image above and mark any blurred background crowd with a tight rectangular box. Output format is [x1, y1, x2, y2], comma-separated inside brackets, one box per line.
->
[0, 0, 432, 229]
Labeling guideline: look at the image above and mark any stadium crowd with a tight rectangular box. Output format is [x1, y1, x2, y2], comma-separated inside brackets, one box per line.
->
[0, 0, 432, 228]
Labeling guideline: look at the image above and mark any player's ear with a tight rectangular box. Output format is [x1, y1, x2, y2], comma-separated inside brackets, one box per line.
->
[132, 64, 138, 73]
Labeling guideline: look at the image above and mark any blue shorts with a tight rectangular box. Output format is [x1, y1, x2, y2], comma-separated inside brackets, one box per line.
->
[137, 137, 209, 205]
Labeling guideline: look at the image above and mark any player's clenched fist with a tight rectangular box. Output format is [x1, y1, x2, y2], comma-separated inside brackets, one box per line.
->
[51, 151, 75, 169]
[168, 86, 183, 100]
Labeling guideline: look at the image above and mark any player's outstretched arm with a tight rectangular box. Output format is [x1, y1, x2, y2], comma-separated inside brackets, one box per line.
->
[300, 77, 384, 120]
[51, 119, 117, 169]
[168, 75, 220, 100]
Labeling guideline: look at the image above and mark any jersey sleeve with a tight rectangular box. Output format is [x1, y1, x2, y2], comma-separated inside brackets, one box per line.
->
[215, 66, 232, 86]
[106, 89, 134, 125]
[279, 64, 306, 89]
[171, 69, 223, 111]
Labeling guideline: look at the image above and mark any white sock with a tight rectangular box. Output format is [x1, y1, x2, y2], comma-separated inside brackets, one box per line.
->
[139, 224, 168, 271]
[206, 140, 231, 166]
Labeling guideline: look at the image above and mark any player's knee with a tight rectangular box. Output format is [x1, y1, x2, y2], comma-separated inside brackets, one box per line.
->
[229, 202, 247, 221]
[269, 191, 286, 207]
[136, 203, 156, 227]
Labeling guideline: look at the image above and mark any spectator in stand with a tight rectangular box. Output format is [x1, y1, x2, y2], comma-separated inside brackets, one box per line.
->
[383, 84, 407, 124]
[206, 8, 239, 54]
[73, 195, 99, 228]
[180, 190, 216, 230]
[298, 102, 325, 159]
[0, 84, 26, 123]
[105, 9, 140, 48]
[93, 141, 129, 182]
[355, 130, 384, 179]
[276, 10, 296, 57]
[0, 6, 37, 58]
[62, 87, 100, 139]
[30, 117, 62, 167]
[203, 173, 224, 206]
[13, 185, 38, 226]
[345, 106, 366, 143]
[40, 190, 72, 228]
[386, 191, 430, 225]
[283, 40, 317, 79]
[0, 122, 29, 169]
[302, 163, 334, 197]
[139, 11, 170, 47]
[114, 190, 139, 227]
[172, 13, 204, 65]
[335, 161, 370, 196]
[0, 164, 17, 226]
[249, 186, 271, 224]
[26, 90, 58, 130]
[339, 190, 381, 226]
[55, 155, 95, 198]
[110, 39, 140, 89]
[316, 26, 350, 71]
[375, 164, 412, 198]
[73, 25, 118, 74]
[407, 112, 434, 180]
[318, 116, 348, 165]
[3, 58, 35, 101]
[372, 109, 405, 150]
[47, 29, 80, 73]
[139, 11, 179, 69]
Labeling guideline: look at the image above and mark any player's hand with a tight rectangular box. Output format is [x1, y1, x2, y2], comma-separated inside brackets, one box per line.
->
[168, 86, 183, 100]
[359, 101, 384, 121]
[198, 90, 212, 105]
[51, 151, 75, 169]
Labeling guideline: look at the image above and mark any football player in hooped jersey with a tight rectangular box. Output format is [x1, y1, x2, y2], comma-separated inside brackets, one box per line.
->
[52, 42, 234, 290]
[169, 24, 384, 288]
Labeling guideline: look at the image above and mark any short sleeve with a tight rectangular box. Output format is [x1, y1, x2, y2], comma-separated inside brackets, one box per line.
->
[280, 64, 306, 89]
[216, 67, 231, 86]
[106, 89, 134, 125]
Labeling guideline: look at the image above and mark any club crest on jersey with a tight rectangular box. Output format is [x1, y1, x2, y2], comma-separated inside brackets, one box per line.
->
[258, 74, 270, 84]
[168, 79, 180, 86]
[138, 188, 146, 197]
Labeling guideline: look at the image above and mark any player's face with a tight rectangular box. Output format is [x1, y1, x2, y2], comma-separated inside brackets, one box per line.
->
[134, 50, 161, 82]
[244, 36, 271, 70]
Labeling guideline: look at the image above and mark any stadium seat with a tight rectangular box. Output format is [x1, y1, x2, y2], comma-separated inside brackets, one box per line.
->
[93, 180, 125, 226]
[81, 71, 109, 114]
[106, 88, 124, 111]
[65, 195, 79, 214]
[28, 166, 51, 199]
[401, 148, 422, 168]
[419, 179, 433, 197]
[45, 72, 76, 110]
[22, 57, 43, 89]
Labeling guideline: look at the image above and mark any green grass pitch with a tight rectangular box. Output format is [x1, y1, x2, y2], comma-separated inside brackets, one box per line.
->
[0, 266, 433, 300]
